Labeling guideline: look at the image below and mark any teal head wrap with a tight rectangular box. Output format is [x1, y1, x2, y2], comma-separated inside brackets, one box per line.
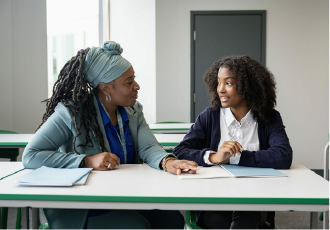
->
[83, 41, 131, 88]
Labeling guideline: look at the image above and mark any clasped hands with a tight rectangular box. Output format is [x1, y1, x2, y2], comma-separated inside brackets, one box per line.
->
[209, 141, 244, 164]
[83, 152, 200, 175]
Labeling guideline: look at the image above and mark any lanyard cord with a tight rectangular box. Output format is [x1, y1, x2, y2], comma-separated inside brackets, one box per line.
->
[114, 108, 127, 163]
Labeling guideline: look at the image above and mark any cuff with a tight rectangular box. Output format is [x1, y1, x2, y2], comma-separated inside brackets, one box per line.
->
[229, 155, 241, 165]
[203, 150, 218, 165]
[238, 151, 256, 167]
[75, 154, 87, 168]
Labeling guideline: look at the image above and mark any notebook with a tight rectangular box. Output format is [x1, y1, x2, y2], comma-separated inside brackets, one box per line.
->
[178, 164, 287, 180]
[220, 164, 287, 178]
[14, 166, 93, 186]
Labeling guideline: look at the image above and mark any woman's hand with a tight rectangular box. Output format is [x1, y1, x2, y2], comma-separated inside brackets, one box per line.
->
[209, 141, 244, 164]
[165, 160, 200, 175]
[84, 152, 120, 170]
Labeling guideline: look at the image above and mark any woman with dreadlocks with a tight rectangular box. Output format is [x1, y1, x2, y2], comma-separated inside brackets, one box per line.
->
[23, 41, 198, 229]
[173, 56, 292, 229]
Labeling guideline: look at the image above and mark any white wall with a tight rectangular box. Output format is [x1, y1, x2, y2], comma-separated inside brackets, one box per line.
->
[0, 0, 328, 169]
[110, 0, 156, 124]
[0, 0, 48, 135]
[155, 0, 329, 169]
[0, 0, 14, 131]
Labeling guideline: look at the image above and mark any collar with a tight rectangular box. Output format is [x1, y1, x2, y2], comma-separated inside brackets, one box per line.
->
[95, 96, 129, 127]
[222, 108, 254, 127]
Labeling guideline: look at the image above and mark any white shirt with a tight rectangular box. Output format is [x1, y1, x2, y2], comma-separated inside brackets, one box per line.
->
[204, 107, 260, 165]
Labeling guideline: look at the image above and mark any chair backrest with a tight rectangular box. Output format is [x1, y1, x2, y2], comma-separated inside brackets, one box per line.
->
[0, 130, 19, 162]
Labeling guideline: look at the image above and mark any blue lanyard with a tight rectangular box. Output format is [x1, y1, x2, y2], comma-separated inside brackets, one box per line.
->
[113, 108, 127, 163]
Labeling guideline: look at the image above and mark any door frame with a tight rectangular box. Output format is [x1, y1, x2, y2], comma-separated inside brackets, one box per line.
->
[190, 11, 266, 122]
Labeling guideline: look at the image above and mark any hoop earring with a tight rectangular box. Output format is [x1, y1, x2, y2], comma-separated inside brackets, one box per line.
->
[106, 94, 111, 102]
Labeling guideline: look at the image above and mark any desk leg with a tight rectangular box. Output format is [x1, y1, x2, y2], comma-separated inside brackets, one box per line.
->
[323, 211, 329, 229]
[31, 208, 38, 229]
[21, 208, 29, 229]
[310, 212, 319, 229]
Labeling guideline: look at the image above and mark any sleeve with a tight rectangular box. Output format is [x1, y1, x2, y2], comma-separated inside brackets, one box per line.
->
[173, 109, 213, 167]
[204, 150, 218, 165]
[22, 104, 86, 169]
[135, 103, 168, 170]
[230, 156, 240, 165]
[238, 111, 293, 169]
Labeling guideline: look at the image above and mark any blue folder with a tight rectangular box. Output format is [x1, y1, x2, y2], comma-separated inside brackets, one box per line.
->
[15, 166, 93, 186]
[220, 164, 287, 177]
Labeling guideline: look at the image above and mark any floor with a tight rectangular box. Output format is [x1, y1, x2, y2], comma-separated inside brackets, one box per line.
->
[4, 208, 325, 229]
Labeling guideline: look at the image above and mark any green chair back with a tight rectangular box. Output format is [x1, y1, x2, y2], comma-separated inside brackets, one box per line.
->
[152, 131, 162, 134]
[0, 130, 19, 161]
[156, 121, 186, 124]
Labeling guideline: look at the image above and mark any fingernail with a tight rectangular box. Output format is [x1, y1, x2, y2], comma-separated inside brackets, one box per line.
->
[177, 169, 180, 174]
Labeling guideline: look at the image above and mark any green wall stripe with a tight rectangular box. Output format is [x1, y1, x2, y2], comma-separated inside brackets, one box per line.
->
[0, 194, 328, 205]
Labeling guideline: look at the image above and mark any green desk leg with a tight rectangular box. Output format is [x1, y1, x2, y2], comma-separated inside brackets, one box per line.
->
[15, 208, 21, 229]
[185, 211, 202, 229]
[39, 223, 50, 229]
[1, 207, 8, 229]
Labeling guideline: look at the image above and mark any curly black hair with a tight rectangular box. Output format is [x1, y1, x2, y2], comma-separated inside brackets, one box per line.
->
[36, 48, 107, 154]
[203, 55, 276, 124]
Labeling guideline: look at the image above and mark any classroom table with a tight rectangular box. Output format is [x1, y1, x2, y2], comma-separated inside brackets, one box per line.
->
[149, 123, 193, 133]
[0, 162, 328, 229]
[0, 133, 185, 150]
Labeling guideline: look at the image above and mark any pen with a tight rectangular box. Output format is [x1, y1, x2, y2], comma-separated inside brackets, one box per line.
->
[228, 132, 242, 156]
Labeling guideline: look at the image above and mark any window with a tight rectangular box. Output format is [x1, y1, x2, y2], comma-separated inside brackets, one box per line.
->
[46, 0, 99, 97]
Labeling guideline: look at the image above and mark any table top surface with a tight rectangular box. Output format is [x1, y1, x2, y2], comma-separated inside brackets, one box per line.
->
[0, 163, 328, 205]
[149, 123, 193, 130]
[0, 134, 186, 147]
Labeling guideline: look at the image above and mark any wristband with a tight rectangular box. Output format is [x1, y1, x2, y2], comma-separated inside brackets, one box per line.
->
[162, 156, 177, 172]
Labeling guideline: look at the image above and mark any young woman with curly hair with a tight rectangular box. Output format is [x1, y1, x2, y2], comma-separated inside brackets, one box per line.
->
[173, 55, 292, 229]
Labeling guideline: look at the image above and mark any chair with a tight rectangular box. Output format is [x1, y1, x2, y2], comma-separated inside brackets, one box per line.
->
[0, 130, 21, 229]
[185, 210, 279, 229]
[321, 142, 329, 229]
[0, 130, 20, 161]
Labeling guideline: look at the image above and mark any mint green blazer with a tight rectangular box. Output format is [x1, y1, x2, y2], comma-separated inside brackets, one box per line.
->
[22, 96, 168, 229]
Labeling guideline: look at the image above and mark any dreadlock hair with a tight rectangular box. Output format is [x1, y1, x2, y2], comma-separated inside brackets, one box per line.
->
[203, 55, 276, 124]
[36, 48, 107, 154]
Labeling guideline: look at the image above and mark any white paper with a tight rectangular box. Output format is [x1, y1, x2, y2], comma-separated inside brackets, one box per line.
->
[178, 166, 233, 180]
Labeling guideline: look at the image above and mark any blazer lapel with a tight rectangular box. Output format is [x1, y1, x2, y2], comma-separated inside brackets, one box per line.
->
[92, 96, 111, 152]
[125, 105, 139, 163]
